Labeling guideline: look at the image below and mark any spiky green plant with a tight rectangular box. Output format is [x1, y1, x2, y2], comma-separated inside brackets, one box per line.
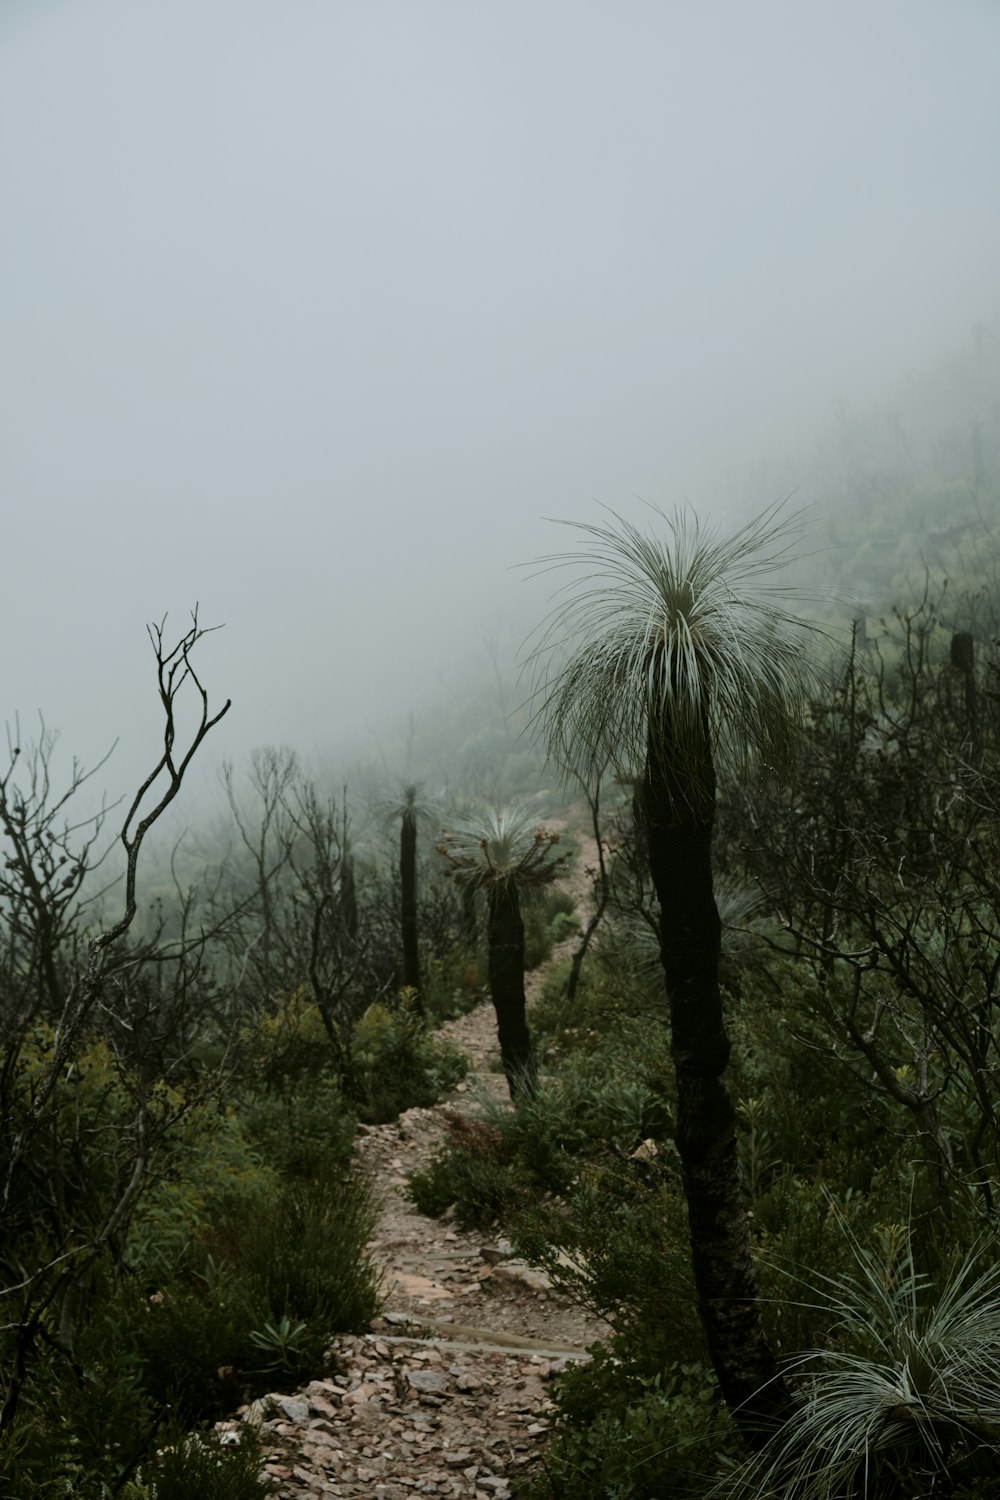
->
[527, 500, 820, 1441]
[529, 499, 818, 801]
[616, 876, 763, 978]
[437, 805, 569, 1096]
[726, 1219, 1000, 1499]
[439, 805, 567, 890]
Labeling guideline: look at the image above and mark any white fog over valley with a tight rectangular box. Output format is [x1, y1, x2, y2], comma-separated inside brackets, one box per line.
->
[3, 0, 999, 826]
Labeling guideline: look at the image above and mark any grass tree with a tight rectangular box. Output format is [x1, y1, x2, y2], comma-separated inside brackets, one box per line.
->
[383, 784, 429, 1014]
[437, 805, 568, 1098]
[399, 785, 422, 1001]
[529, 500, 817, 1441]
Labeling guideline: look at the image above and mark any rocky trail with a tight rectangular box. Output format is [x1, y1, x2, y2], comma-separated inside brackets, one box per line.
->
[219, 835, 609, 1499]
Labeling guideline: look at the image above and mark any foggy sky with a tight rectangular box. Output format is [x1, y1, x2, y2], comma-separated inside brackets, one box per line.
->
[3, 0, 999, 803]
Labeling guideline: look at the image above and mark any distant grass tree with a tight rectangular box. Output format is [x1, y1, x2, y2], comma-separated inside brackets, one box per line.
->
[529, 500, 818, 1441]
[399, 785, 422, 1002]
[382, 784, 431, 1015]
[437, 805, 569, 1098]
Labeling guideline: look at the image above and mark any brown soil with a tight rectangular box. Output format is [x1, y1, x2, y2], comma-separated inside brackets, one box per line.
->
[218, 828, 609, 1500]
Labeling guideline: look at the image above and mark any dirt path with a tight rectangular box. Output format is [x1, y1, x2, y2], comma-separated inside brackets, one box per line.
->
[220, 830, 607, 1500]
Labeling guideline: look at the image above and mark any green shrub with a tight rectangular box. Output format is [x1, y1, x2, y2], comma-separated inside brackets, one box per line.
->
[0, 1392, 154, 1500]
[515, 1159, 703, 1364]
[522, 885, 578, 970]
[420, 948, 484, 1022]
[0, 1430, 72, 1499]
[527, 959, 575, 1043]
[750, 1163, 956, 1358]
[348, 992, 467, 1122]
[238, 1074, 356, 1184]
[408, 1129, 530, 1227]
[0, 1320, 160, 1497]
[408, 1037, 674, 1226]
[529, 1361, 738, 1500]
[239, 985, 467, 1128]
[548, 909, 581, 944]
[125, 1101, 280, 1280]
[131, 1169, 380, 1420]
[123, 1269, 255, 1423]
[5, 1026, 220, 1280]
[726, 966, 890, 1187]
[230, 1172, 382, 1365]
[126, 1419, 273, 1499]
[0, 1062, 285, 1492]
[527, 939, 664, 1060]
[239, 986, 335, 1094]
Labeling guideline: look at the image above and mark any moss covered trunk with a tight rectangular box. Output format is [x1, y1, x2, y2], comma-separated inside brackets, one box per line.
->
[486, 884, 537, 1099]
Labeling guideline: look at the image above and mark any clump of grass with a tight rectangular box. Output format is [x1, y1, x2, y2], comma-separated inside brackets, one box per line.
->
[726, 1215, 1000, 1499]
[526, 1360, 737, 1500]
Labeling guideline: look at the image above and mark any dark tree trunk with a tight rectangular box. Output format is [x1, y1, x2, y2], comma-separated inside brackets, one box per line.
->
[950, 630, 979, 744]
[341, 848, 359, 941]
[400, 808, 424, 1014]
[460, 881, 479, 946]
[643, 721, 791, 1444]
[486, 884, 538, 1099]
[565, 782, 610, 1006]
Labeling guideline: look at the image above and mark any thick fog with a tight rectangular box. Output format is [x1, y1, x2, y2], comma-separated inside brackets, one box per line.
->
[3, 0, 999, 805]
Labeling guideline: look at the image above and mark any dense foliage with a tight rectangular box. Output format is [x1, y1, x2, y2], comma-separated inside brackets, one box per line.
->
[0, 662, 481, 1494]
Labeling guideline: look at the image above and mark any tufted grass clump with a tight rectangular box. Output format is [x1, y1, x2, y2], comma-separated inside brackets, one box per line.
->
[724, 1217, 1000, 1500]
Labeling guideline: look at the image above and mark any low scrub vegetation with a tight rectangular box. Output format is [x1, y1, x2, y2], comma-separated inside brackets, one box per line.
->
[0, 623, 481, 1496]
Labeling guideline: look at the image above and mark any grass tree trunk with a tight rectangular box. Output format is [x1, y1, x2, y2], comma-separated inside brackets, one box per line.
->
[644, 722, 790, 1443]
[460, 881, 479, 946]
[341, 844, 359, 941]
[400, 808, 424, 1014]
[486, 884, 538, 1100]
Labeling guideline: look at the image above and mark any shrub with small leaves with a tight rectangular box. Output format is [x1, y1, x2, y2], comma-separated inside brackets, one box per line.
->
[515, 1158, 703, 1362]
[521, 884, 579, 970]
[528, 1361, 738, 1500]
[130, 1169, 380, 1420]
[348, 991, 467, 1123]
[408, 1041, 674, 1226]
[126, 1418, 274, 1500]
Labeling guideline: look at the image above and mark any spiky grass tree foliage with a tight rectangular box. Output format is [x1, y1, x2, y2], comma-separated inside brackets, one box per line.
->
[437, 805, 569, 1098]
[529, 500, 817, 1441]
[727, 1221, 1000, 1499]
